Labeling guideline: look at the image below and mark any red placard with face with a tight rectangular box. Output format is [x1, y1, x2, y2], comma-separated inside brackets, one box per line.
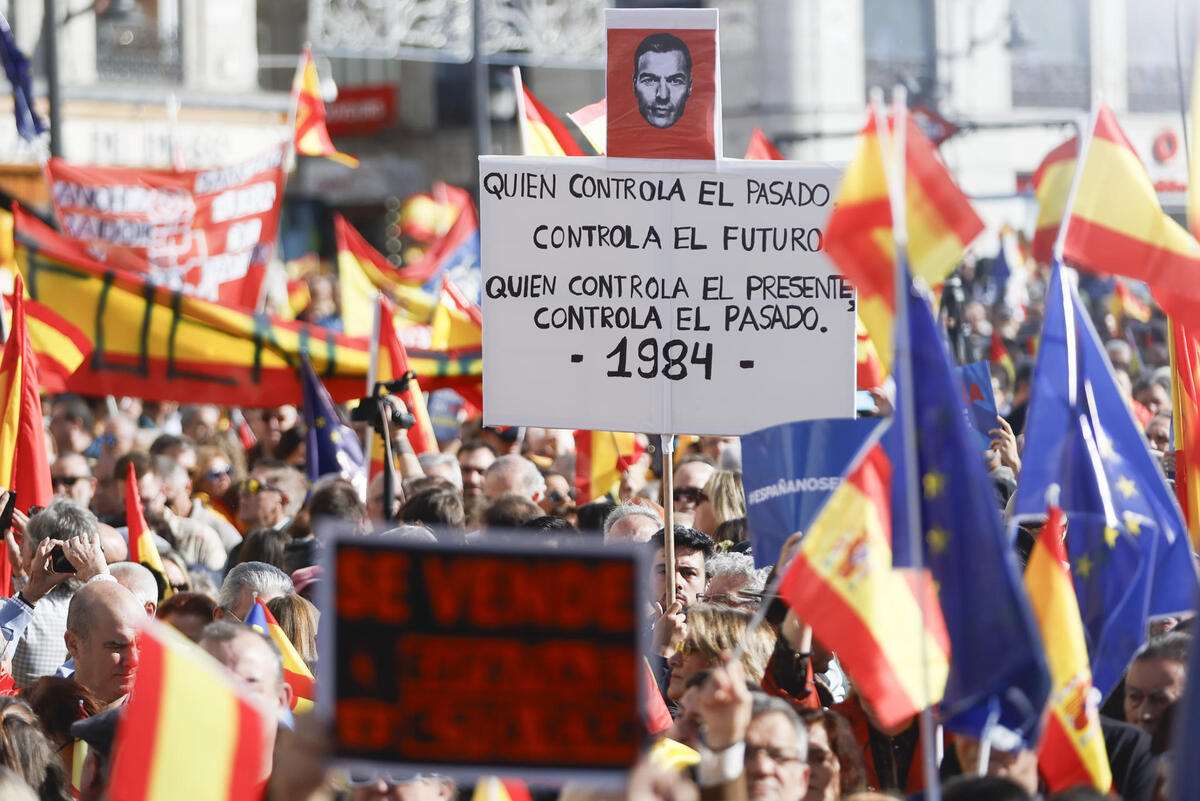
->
[606, 26, 717, 160]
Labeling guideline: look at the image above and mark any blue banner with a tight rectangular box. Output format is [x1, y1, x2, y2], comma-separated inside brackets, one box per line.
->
[956, 360, 997, 452]
[741, 417, 882, 567]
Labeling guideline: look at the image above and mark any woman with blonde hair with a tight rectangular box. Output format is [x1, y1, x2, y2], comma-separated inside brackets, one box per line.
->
[267, 593, 321, 673]
[691, 469, 745, 539]
[0, 698, 72, 801]
[664, 603, 775, 701]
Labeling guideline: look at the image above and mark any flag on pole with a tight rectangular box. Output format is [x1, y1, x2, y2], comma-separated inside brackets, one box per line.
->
[893, 279, 1050, 744]
[1012, 262, 1198, 697]
[1031, 136, 1078, 265]
[430, 275, 483, 351]
[1109, 279, 1152, 326]
[0, 14, 43, 141]
[470, 778, 533, 801]
[824, 112, 983, 370]
[567, 98, 607, 155]
[513, 68, 586, 157]
[744, 127, 784, 160]
[777, 433, 951, 729]
[292, 46, 359, 168]
[396, 183, 481, 304]
[245, 598, 315, 713]
[573, 430, 645, 504]
[1025, 503, 1112, 794]
[1061, 104, 1200, 325]
[376, 295, 438, 456]
[334, 214, 438, 335]
[0, 274, 49, 594]
[125, 461, 172, 600]
[22, 298, 93, 393]
[107, 621, 274, 801]
[989, 329, 1015, 387]
[299, 356, 366, 494]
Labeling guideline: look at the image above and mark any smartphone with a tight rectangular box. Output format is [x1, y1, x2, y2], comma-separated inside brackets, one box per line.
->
[0, 490, 14, 539]
[50, 545, 76, 574]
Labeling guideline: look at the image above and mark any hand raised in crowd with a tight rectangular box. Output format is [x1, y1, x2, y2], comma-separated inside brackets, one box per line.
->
[21, 538, 72, 603]
[61, 530, 110, 582]
[988, 415, 1021, 475]
[694, 651, 752, 750]
[652, 599, 687, 658]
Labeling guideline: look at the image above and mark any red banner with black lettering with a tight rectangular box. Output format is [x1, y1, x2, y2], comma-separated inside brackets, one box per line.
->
[44, 144, 287, 309]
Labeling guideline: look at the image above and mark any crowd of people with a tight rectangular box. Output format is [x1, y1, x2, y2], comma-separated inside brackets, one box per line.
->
[0, 248, 1190, 801]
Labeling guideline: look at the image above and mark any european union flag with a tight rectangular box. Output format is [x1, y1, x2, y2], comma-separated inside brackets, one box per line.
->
[891, 277, 1050, 745]
[300, 356, 366, 496]
[0, 14, 42, 141]
[1012, 262, 1197, 698]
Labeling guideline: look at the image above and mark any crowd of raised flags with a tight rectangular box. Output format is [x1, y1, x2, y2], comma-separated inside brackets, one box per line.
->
[0, 13, 1190, 801]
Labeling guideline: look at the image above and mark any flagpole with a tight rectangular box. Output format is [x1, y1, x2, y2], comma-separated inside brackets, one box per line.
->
[285, 45, 308, 174]
[512, 66, 531, 156]
[364, 293, 382, 459]
[661, 435, 676, 605]
[875, 85, 942, 801]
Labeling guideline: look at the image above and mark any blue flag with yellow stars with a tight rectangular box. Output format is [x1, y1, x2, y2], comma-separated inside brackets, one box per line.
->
[889, 276, 1050, 746]
[299, 355, 366, 496]
[1012, 261, 1197, 699]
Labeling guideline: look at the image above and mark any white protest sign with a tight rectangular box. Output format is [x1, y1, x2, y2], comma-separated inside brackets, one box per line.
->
[479, 156, 855, 435]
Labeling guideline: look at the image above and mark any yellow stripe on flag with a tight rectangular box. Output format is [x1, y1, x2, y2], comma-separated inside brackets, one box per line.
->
[0, 347, 21, 491]
[144, 635, 240, 798]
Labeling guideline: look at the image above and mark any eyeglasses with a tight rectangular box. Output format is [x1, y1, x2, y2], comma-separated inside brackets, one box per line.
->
[346, 770, 447, 788]
[202, 466, 234, 482]
[547, 488, 577, 504]
[51, 475, 89, 489]
[746, 744, 803, 765]
[673, 487, 707, 505]
[240, 478, 283, 496]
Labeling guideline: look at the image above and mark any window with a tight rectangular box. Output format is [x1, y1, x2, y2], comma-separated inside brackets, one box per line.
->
[1009, 0, 1089, 108]
[1127, 2, 1195, 112]
[96, 0, 182, 84]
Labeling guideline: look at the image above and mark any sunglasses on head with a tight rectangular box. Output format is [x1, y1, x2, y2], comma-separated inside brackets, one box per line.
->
[240, 478, 283, 496]
[673, 487, 707, 504]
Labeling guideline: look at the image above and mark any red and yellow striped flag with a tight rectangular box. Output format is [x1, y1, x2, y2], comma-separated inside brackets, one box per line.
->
[2, 292, 92, 393]
[292, 46, 358, 168]
[470, 778, 533, 801]
[1110, 279, 1152, 326]
[566, 98, 607, 155]
[1031, 136, 1078, 265]
[1026, 505, 1112, 794]
[335, 214, 438, 336]
[125, 462, 172, 600]
[430, 274, 482, 351]
[989, 329, 1015, 387]
[246, 598, 315, 713]
[107, 621, 273, 801]
[514, 68, 585, 157]
[0, 274, 50, 594]
[744, 127, 784, 160]
[574, 430, 644, 504]
[376, 294, 437, 456]
[824, 112, 983, 370]
[778, 443, 950, 729]
[1063, 104, 1200, 325]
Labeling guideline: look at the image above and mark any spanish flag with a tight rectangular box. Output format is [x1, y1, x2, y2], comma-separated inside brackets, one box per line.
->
[777, 441, 951, 729]
[398, 192, 461, 244]
[824, 111, 983, 370]
[744, 127, 784, 160]
[513, 68, 585, 157]
[0, 274, 49, 594]
[566, 98, 607, 155]
[245, 598, 315, 713]
[125, 462, 172, 600]
[430, 274, 482, 351]
[14, 205, 482, 405]
[107, 621, 274, 801]
[335, 214, 438, 336]
[1031, 136, 1077, 265]
[376, 294, 438, 456]
[292, 46, 358, 168]
[574, 430, 644, 504]
[23, 298, 92, 393]
[990, 329, 1014, 387]
[1110, 279, 1152, 327]
[1063, 104, 1200, 325]
[470, 778, 533, 801]
[1025, 504, 1112, 794]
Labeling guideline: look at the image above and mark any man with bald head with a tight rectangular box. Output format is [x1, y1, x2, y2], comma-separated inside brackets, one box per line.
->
[51, 453, 97, 509]
[65, 581, 144, 706]
[201, 621, 292, 717]
[97, 523, 128, 564]
[483, 455, 546, 503]
[109, 562, 159, 617]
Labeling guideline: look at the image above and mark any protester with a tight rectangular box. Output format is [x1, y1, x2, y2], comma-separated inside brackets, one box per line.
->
[603, 503, 662, 543]
[156, 591, 217, 642]
[799, 709, 866, 801]
[691, 469, 745, 538]
[1124, 632, 1191, 752]
[664, 603, 774, 700]
[215, 562, 294, 621]
[63, 581, 143, 707]
[267, 593, 320, 673]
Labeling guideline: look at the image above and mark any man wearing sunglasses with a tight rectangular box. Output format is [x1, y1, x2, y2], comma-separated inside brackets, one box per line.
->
[50, 454, 97, 510]
[673, 456, 715, 521]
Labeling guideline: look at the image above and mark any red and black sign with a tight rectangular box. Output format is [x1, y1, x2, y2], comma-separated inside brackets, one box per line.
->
[328, 535, 644, 779]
